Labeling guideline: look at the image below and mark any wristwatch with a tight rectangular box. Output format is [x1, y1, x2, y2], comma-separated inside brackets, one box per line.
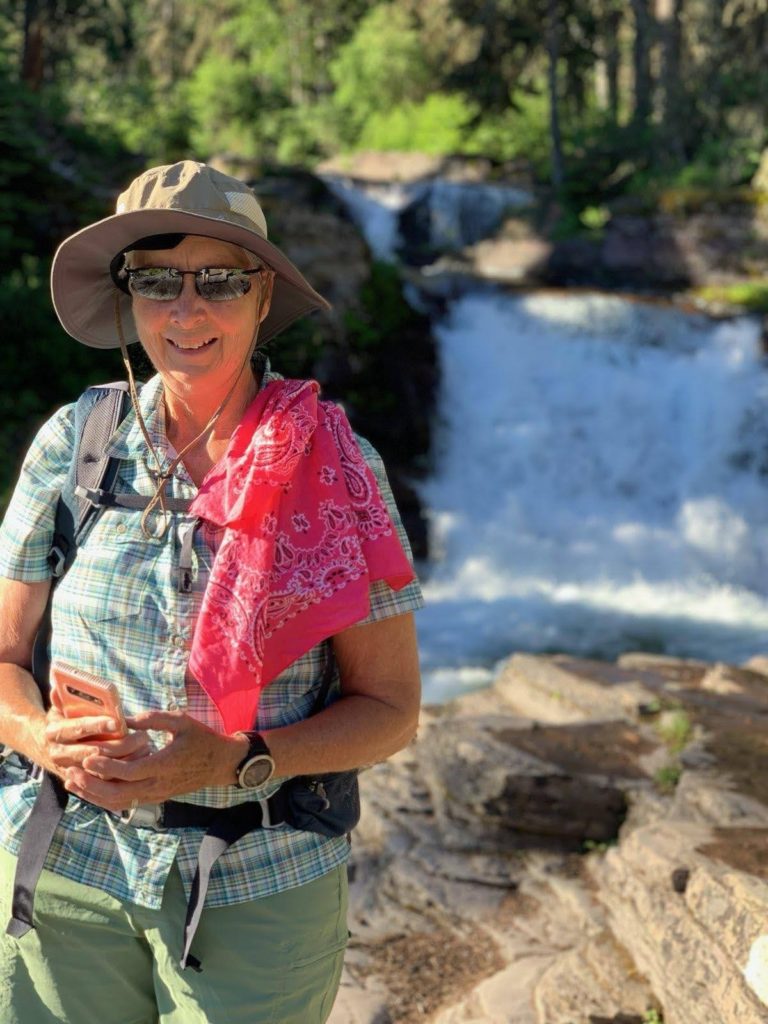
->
[235, 732, 276, 789]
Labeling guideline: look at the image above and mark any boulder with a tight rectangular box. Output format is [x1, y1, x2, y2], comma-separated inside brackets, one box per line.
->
[317, 151, 445, 184]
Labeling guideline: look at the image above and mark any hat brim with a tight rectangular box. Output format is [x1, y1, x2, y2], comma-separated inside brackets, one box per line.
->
[51, 209, 331, 349]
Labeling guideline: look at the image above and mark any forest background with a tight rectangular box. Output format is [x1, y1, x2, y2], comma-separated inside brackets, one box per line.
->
[1, 0, 767, 501]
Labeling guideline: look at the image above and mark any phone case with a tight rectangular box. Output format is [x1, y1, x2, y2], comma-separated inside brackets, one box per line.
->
[50, 662, 127, 740]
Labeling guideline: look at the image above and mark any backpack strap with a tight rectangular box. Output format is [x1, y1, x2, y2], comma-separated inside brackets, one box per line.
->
[9, 384, 132, 941]
[48, 382, 130, 580]
[32, 384, 131, 698]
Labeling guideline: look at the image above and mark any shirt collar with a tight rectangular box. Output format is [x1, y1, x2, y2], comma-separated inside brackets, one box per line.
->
[104, 358, 283, 465]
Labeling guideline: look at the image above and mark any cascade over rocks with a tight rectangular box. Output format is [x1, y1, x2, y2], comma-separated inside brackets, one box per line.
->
[330, 651, 768, 1024]
[316, 151, 768, 302]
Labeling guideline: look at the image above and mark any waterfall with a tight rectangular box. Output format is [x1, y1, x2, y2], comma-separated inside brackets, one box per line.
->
[328, 176, 768, 701]
[322, 174, 532, 260]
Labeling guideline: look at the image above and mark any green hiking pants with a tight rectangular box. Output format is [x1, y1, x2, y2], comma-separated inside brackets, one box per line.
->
[0, 846, 348, 1023]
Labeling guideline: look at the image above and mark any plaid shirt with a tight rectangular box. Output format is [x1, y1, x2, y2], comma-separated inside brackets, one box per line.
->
[0, 366, 423, 909]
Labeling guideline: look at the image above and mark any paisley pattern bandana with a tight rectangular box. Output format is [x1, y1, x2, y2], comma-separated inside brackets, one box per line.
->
[187, 378, 416, 733]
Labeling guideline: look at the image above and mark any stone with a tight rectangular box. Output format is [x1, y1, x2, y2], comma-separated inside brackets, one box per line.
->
[494, 653, 658, 724]
[330, 653, 768, 1023]
[464, 236, 552, 283]
[317, 151, 445, 184]
[743, 655, 768, 677]
[418, 715, 632, 848]
[591, 821, 768, 1024]
[532, 931, 655, 1024]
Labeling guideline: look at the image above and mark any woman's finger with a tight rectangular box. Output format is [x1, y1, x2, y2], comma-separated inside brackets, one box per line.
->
[46, 715, 122, 744]
[94, 732, 152, 759]
[126, 709, 187, 733]
[81, 750, 153, 782]
[48, 741, 102, 770]
[63, 771, 150, 813]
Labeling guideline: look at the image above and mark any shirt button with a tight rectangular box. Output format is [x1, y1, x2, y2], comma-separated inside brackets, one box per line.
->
[168, 700, 179, 711]
[115, 523, 127, 535]
[171, 635, 186, 649]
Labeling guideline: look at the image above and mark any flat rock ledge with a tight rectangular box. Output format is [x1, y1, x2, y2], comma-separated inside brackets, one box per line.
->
[330, 652, 768, 1024]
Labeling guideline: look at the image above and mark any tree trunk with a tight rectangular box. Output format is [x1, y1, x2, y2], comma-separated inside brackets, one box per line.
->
[546, 0, 565, 190]
[656, 0, 686, 163]
[605, 3, 622, 127]
[629, 0, 653, 132]
[21, 0, 45, 91]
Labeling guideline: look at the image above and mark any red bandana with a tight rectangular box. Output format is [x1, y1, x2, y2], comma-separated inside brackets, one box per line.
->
[187, 378, 416, 733]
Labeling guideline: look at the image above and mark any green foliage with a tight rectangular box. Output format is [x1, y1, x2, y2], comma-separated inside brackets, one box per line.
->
[643, 1009, 664, 1024]
[0, 62, 125, 500]
[657, 710, 693, 754]
[695, 283, 768, 314]
[581, 838, 616, 853]
[329, 3, 433, 145]
[0, 256, 119, 504]
[465, 91, 551, 168]
[358, 93, 476, 156]
[187, 56, 264, 160]
[654, 763, 683, 794]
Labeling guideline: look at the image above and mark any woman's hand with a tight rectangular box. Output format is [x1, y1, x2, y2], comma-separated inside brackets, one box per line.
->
[63, 710, 246, 812]
[43, 706, 151, 780]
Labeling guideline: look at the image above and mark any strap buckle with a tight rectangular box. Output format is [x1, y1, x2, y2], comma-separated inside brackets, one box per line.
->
[119, 803, 164, 830]
[47, 544, 67, 578]
[74, 485, 112, 507]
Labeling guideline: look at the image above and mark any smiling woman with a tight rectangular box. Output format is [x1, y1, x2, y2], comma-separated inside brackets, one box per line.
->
[0, 160, 423, 1024]
[125, 235, 274, 469]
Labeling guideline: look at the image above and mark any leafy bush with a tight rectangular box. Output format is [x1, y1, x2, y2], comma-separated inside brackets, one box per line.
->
[358, 93, 476, 155]
[330, 3, 433, 146]
[465, 92, 552, 169]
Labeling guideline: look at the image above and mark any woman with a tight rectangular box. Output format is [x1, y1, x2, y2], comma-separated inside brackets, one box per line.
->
[0, 160, 423, 1023]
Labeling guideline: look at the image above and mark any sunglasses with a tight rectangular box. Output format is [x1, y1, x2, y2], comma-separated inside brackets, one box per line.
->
[123, 266, 267, 302]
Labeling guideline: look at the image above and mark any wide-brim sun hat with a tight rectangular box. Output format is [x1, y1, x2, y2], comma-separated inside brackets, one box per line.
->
[51, 160, 331, 349]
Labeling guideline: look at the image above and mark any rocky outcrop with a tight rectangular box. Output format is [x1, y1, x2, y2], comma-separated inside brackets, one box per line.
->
[330, 651, 768, 1023]
[316, 152, 528, 187]
[439, 197, 768, 294]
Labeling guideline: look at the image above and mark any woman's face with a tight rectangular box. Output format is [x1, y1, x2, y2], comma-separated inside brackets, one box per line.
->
[129, 235, 272, 399]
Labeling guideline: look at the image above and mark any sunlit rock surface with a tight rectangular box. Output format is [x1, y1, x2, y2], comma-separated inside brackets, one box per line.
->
[330, 652, 768, 1023]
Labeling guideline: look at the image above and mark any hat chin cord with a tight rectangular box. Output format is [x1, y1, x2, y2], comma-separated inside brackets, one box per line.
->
[114, 275, 271, 540]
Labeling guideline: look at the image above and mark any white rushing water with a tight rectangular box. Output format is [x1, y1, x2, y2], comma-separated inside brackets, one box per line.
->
[418, 291, 768, 700]
[322, 174, 532, 259]
[327, 178, 768, 701]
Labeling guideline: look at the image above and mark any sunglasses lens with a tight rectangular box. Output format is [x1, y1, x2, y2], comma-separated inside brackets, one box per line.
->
[198, 269, 253, 301]
[128, 268, 182, 300]
[127, 268, 256, 301]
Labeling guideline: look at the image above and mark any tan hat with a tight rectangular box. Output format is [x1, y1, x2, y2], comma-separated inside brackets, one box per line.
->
[51, 160, 331, 349]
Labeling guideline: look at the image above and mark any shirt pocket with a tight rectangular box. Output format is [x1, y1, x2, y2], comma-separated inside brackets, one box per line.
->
[52, 511, 160, 627]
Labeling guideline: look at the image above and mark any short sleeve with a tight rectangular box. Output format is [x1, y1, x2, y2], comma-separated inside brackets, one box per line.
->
[355, 435, 425, 625]
[0, 404, 76, 581]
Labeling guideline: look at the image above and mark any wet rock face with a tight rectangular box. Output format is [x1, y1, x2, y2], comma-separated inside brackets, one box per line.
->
[331, 651, 768, 1024]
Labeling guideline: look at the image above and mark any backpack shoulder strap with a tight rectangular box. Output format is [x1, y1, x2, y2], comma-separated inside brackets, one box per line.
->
[48, 382, 130, 579]
[31, 383, 130, 696]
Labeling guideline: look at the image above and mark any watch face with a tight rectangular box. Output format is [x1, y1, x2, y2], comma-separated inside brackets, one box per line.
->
[240, 755, 274, 788]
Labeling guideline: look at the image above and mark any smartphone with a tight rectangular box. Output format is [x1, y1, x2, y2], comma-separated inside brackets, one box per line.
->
[50, 662, 127, 740]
